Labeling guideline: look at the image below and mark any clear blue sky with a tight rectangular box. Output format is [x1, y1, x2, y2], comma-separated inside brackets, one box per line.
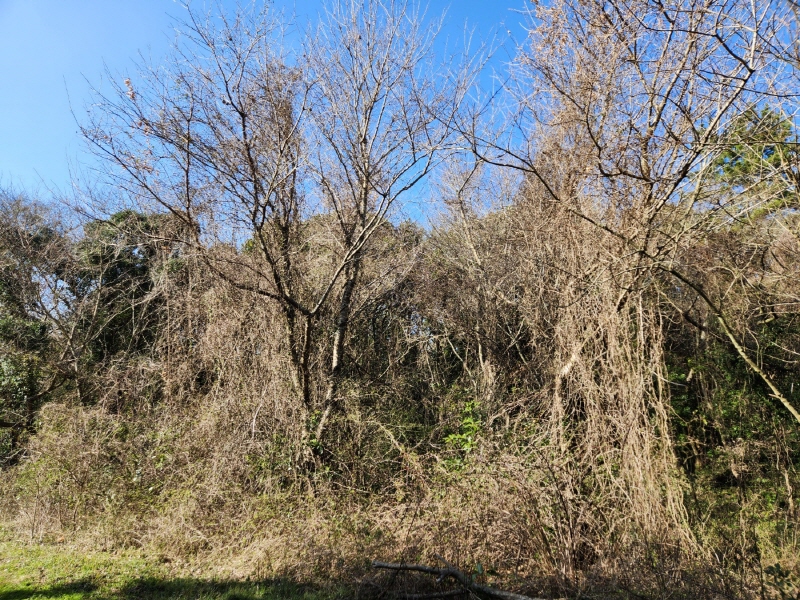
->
[0, 0, 526, 195]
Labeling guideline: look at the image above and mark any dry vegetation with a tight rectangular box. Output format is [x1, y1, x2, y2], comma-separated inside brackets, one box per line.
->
[2, 0, 800, 598]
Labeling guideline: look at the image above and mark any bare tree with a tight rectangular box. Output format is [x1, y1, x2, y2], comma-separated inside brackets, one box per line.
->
[80, 0, 468, 451]
[463, 0, 800, 423]
[301, 0, 468, 436]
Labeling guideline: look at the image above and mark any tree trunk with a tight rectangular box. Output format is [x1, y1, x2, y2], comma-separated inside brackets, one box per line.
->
[284, 306, 313, 408]
[316, 259, 360, 443]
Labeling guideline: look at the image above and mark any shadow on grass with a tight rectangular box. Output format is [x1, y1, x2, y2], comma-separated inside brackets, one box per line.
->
[0, 576, 345, 600]
[0, 578, 98, 600]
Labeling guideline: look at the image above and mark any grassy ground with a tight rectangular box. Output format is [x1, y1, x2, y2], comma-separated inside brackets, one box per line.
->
[0, 532, 348, 600]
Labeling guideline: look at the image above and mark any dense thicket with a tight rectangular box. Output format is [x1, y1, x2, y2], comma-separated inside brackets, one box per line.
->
[2, 0, 799, 598]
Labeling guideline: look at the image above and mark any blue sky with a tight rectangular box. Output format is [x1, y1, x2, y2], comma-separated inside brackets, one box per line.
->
[0, 0, 527, 195]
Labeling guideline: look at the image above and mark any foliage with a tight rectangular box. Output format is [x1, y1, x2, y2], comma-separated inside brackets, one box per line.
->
[75, 210, 170, 362]
[714, 109, 798, 193]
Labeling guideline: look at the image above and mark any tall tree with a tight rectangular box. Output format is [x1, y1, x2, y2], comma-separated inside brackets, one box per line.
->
[465, 0, 800, 423]
[80, 0, 468, 454]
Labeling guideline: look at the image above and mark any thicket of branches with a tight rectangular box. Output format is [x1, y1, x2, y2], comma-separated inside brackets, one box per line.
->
[2, 0, 800, 598]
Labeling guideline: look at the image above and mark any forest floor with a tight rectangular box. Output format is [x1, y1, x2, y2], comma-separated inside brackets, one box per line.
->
[0, 529, 349, 600]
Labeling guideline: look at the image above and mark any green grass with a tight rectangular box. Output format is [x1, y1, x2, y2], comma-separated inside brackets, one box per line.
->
[0, 534, 347, 600]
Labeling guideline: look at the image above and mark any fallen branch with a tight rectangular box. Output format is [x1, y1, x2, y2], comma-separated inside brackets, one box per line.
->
[399, 591, 467, 599]
[372, 556, 545, 600]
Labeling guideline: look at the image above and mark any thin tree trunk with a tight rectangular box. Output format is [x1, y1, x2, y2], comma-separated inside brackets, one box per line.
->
[316, 259, 360, 442]
[284, 306, 313, 408]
